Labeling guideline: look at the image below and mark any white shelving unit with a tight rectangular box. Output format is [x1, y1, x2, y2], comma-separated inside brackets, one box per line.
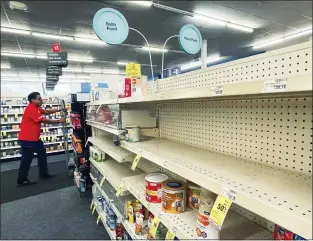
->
[91, 174, 148, 240]
[1, 141, 73, 150]
[0, 148, 73, 160]
[86, 120, 126, 135]
[90, 158, 143, 196]
[92, 200, 117, 240]
[87, 41, 312, 240]
[88, 136, 134, 163]
[122, 174, 272, 240]
[1, 134, 71, 142]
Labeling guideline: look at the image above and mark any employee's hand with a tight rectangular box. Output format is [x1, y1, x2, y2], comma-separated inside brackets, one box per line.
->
[58, 117, 66, 123]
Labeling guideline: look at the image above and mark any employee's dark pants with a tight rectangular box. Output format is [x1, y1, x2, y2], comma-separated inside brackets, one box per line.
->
[17, 140, 48, 183]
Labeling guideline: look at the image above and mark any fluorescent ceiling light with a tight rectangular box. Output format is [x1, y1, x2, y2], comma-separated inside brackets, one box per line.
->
[68, 57, 94, 63]
[253, 28, 312, 49]
[194, 14, 226, 26]
[130, 1, 153, 7]
[284, 28, 312, 40]
[1, 65, 11, 69]
[181, 56, 222, 71]
[36, 55, 47, 59]
[32, 32, 74, 41]
[153, 3, 194, 16]
[253, 38, 284, 49]
[227, 23, 253, 33]
[75, 37, 106, 45]
[1, 52, 35, 58]
[117, 61, 128, 66]
[142, 46, 168, 53]
[1, 27, 31, 35]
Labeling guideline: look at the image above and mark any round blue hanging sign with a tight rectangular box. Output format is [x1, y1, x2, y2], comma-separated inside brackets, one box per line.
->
[178, 24, 202, 55]
[93, 8, 129, 45]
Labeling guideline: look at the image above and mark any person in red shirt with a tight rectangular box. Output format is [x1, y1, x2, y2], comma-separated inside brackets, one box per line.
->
[17, 92, 66, 186]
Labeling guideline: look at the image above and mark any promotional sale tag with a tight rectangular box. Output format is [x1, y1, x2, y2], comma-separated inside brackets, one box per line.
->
[209, 187, 236, 230]
[116, 184, 123, 197]
[96, 214, 101, 225]
[100, 177, 105, 186]
[92, 205, 96, 215]
[165, 229, 176, 240]
[15, 113, 18, 118]
[126, 62, 141, 78]
[4, 114, 7, 119]
[131, 154, 141, 171]
[149, 216, 160, 239]
[3, 132, 7, 137]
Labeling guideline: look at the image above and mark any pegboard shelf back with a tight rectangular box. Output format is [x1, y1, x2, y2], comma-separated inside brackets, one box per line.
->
[148, 40, 312, 96]
[120, 139, 312, 239]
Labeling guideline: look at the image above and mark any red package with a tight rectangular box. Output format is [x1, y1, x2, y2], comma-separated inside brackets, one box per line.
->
[124, 78, 131, 97]
[273, 224, 306, 240]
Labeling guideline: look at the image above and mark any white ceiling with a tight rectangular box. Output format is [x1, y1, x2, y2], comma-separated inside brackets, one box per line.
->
[1, 1, 312, 87]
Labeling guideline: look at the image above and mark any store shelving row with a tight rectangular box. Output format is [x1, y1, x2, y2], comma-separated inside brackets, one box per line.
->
[0, 148, 73, 160]
[90, 157, 143, 196]
[122, 174, 272, 240]
[118, 138, 311, 239]
[92, 199, 117, 239]
[86, 120, 125, 136]
[1, 125, 71, 133]
[87, 74, 311, 106]
[1, 140, 72, 150]
[87, 136, 134, 163]
[90, 174, 147, 240]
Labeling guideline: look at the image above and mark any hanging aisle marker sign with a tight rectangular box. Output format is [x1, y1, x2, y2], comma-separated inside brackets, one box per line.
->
[178, 24, 202, 55]
[209, 187, 236, 230]
[93, 8, 129, 45]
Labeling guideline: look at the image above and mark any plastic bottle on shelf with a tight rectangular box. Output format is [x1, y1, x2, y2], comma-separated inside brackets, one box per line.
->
[135, 208, 144, 235]
[115, 220, 124, 240]
[196, 187, 219, 239]
[127, 201, 134, 224]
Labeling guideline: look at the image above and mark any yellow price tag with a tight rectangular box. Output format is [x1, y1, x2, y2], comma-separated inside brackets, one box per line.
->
[90, 200, 94, 210]
[209, 187, 236, 229]
[4, 114, 8, 119]
[165, 229, 176, 240]
[100, 177, 105, 186]
[131, 154, 141, 171]
[96, 214, 101, 225]
[149, 216, 160, 239]
[15, 114, 18, 118]
[126, 62, 141, 78]
[92, 205, 96, 215]
[115, 184, 123, 197]
[3, 132, 7, 137]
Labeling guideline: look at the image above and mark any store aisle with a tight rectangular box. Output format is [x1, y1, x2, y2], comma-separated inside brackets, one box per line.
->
[1, 186, 110, 240]
[1, 155, 73, 204]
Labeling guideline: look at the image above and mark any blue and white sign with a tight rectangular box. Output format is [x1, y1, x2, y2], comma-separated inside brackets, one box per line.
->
[93, 8, 129, 45]
[178, 24, 202, 55]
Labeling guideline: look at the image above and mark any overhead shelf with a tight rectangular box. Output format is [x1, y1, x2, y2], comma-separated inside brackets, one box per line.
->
[88, 136, 134, 163]
[119, 139, 312, 239]
[90, 158, 143, 196]
[86, 120, 126, 135]
[1, 141, 72, 150]
[87, 74, 311, 106]
[122, 174, 272, 240]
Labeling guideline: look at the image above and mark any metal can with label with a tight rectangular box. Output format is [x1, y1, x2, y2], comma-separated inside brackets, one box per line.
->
[126, 125, 140, 142]
[145, 173, 168, 203]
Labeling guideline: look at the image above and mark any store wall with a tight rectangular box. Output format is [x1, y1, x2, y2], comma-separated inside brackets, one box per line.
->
[1, 82, 83, 98]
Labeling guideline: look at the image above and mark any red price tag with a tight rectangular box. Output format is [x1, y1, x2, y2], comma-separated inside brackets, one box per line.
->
[52, 43, 61, 52]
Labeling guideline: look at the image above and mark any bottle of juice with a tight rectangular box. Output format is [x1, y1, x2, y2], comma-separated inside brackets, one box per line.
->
[115, 220, 124, 240]
[132, 200, 142, 221]
[147, 212, 154, 239]
[127, 201, 134, 224]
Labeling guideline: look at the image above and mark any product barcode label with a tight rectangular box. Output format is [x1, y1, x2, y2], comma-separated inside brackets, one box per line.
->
[263, 78, 287, 92]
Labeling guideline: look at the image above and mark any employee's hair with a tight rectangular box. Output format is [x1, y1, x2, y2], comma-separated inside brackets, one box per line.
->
[27, 92, 41, 102]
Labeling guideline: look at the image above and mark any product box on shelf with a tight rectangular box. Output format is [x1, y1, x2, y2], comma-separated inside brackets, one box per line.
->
[273, 224, 306, 240]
